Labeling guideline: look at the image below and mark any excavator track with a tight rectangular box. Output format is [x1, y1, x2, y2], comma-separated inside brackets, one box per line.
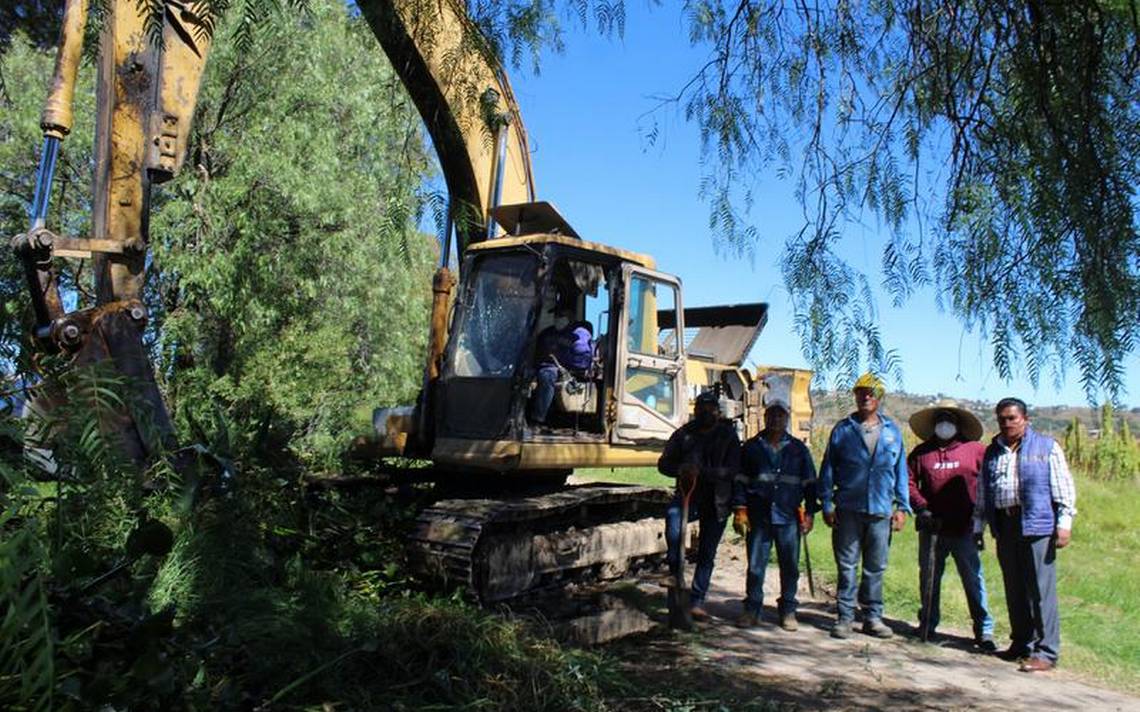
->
[410, 484, 672, 603]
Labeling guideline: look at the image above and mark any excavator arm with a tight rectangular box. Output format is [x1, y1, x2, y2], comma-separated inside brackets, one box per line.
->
[358, 0, 536, 256]
[13, 0, 536, 462]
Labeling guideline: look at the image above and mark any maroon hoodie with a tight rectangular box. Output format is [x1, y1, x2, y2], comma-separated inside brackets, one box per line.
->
[907, 439, 986, 538]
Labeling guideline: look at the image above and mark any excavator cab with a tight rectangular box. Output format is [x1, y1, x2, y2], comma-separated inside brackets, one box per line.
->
[423, 229, 688, 472]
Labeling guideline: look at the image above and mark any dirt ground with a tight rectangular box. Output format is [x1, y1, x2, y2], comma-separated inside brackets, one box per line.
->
[606, 543, 1140, 711]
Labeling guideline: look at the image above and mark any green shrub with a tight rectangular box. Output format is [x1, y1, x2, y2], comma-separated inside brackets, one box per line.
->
[1064, 404, 1140, 481]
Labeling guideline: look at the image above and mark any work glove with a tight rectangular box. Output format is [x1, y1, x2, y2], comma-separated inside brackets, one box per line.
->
[796, 506, 814, 535]
[677, 463, 699, 494]
[732, 507, 751, 537]
[974, 533, 985, 551]
[915, 509, 942, 533]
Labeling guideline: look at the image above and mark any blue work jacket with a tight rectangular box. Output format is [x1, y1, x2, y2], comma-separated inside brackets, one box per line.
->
[819, 414, 911, 517]
[733, 432, 820, 525]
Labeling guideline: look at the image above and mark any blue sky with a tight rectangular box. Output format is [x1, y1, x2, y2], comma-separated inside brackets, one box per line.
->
[446, 4, 1140, 407]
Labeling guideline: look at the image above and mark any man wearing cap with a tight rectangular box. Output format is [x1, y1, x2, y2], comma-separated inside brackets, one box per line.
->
[907, 400, 995, 650]
[975, 397, 1077, 673]
[659, 390, 742, 620]
[819, 372, 910, 639]
[732, 398, 819, 631]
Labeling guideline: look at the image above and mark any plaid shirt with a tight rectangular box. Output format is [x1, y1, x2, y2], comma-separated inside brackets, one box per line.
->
[972, 437, 1077, 533]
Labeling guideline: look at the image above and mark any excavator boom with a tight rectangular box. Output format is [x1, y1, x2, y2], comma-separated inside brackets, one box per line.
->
[358, 0, 537, 255]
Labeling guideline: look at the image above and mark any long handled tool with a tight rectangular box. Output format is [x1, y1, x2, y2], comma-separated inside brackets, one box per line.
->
[920, 529, 939, 642]
[667, 474, 697, 630]
[797, 506, 815, 598]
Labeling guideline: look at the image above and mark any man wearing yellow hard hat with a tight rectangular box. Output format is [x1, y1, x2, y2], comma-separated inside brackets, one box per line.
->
[819, 372, 911, 639]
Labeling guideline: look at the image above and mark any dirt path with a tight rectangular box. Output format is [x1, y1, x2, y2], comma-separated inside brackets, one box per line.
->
[615, 544, 1140, 711]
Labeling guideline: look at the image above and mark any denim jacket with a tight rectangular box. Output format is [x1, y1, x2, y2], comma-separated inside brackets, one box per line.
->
[733, 432, 819, 525]
[819, 414, 911, 517]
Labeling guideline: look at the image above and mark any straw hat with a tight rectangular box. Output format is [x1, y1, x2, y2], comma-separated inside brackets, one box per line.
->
[909, 399, 983, 442]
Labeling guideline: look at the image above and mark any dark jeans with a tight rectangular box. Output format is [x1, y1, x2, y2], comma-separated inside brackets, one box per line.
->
[743, 508, 800, 616]
[528, 364, 559, 423]
[917, 530, 995, 640]
[832, 509, 892, 623]
[665, 494, 728, 605]
[995, 510, 1061, 663]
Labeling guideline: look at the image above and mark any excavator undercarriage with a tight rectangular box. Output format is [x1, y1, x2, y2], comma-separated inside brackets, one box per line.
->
[412, 484, 671, 603]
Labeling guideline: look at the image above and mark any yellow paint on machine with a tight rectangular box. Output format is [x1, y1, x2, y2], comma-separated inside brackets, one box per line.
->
[467, 234, 655, 268]
[431, 438, 662, 471]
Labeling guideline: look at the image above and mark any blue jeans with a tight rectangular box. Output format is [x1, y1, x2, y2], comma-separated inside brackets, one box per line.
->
[918, 530, 995, 640]
[665, 493, 728, 605]
[743, 510, 800, 616]
[529, 364, 559, 423]
[832, 509, 892, 622]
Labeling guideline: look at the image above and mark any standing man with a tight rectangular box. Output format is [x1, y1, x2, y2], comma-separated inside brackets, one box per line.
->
[732, 398, 819, 631]
[659, 390, 741, 621]
[975, 397, 1077, 672]
[907, 400, 995, 650]
[819, 372, 910, 639]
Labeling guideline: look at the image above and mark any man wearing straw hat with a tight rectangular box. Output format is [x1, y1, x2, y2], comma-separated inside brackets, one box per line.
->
[819, 372, 911, 639]
[907, 400, 996, 651]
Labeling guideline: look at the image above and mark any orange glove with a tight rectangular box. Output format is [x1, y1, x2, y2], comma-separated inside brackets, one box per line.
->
[732, 507, 751, 537]
[796, 506, 814, 535]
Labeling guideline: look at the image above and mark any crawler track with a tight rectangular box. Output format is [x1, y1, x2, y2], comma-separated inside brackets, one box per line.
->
[410, 484, 672, 603]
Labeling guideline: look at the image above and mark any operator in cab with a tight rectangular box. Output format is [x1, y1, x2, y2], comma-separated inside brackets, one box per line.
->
[659, 390, 742, 621]
[528, 306, 594, 426]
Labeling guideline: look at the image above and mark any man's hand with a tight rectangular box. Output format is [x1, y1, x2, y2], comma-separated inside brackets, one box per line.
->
[890, 510, 907, 532]
[800, 513, 814, 535]
[915, 509, 942, 534]
[732, 507, 751, 537]
[1055, 528, 1072, 549]
[822, 511, 837, 528]
[677, 463, 699, 493]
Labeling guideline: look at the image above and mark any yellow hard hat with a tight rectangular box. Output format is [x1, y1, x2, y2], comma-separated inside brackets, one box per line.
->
[852, 372, 885, 399]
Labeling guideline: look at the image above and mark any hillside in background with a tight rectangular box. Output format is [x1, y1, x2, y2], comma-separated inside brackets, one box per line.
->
[811, 390, 1140, 442]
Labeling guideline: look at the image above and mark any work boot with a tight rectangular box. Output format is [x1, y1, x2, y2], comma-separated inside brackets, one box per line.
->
[976, 637, 998, 653]
[830, 620, 854, 639]
[690, 605, 710, 622]
[735, 611, 761, 629]
[779, 613, 798, 632]
[862, 619, 894, 639]
[914, 622, 940, 642]
[997, 646, 1030, 662]
[1019, 657, 1056, 673]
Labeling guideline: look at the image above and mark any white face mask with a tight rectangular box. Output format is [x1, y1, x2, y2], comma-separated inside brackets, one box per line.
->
[934, 420, 958, 441]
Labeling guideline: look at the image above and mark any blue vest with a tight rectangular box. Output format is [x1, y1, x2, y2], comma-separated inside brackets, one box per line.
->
[983, 426, 1055, 536]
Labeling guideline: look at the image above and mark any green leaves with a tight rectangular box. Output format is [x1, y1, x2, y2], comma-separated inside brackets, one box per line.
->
[147, 0, 436, 466]
[0, 494, 54, 712]
[673, 0, 1140, 401]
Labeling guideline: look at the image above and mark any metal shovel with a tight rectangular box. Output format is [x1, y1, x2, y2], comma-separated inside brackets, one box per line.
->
[921, 529, 939, 642]
[667, 479, 696, 630]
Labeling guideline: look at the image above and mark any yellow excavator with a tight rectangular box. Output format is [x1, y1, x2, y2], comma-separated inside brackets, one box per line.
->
[14, 0, 812, 603]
